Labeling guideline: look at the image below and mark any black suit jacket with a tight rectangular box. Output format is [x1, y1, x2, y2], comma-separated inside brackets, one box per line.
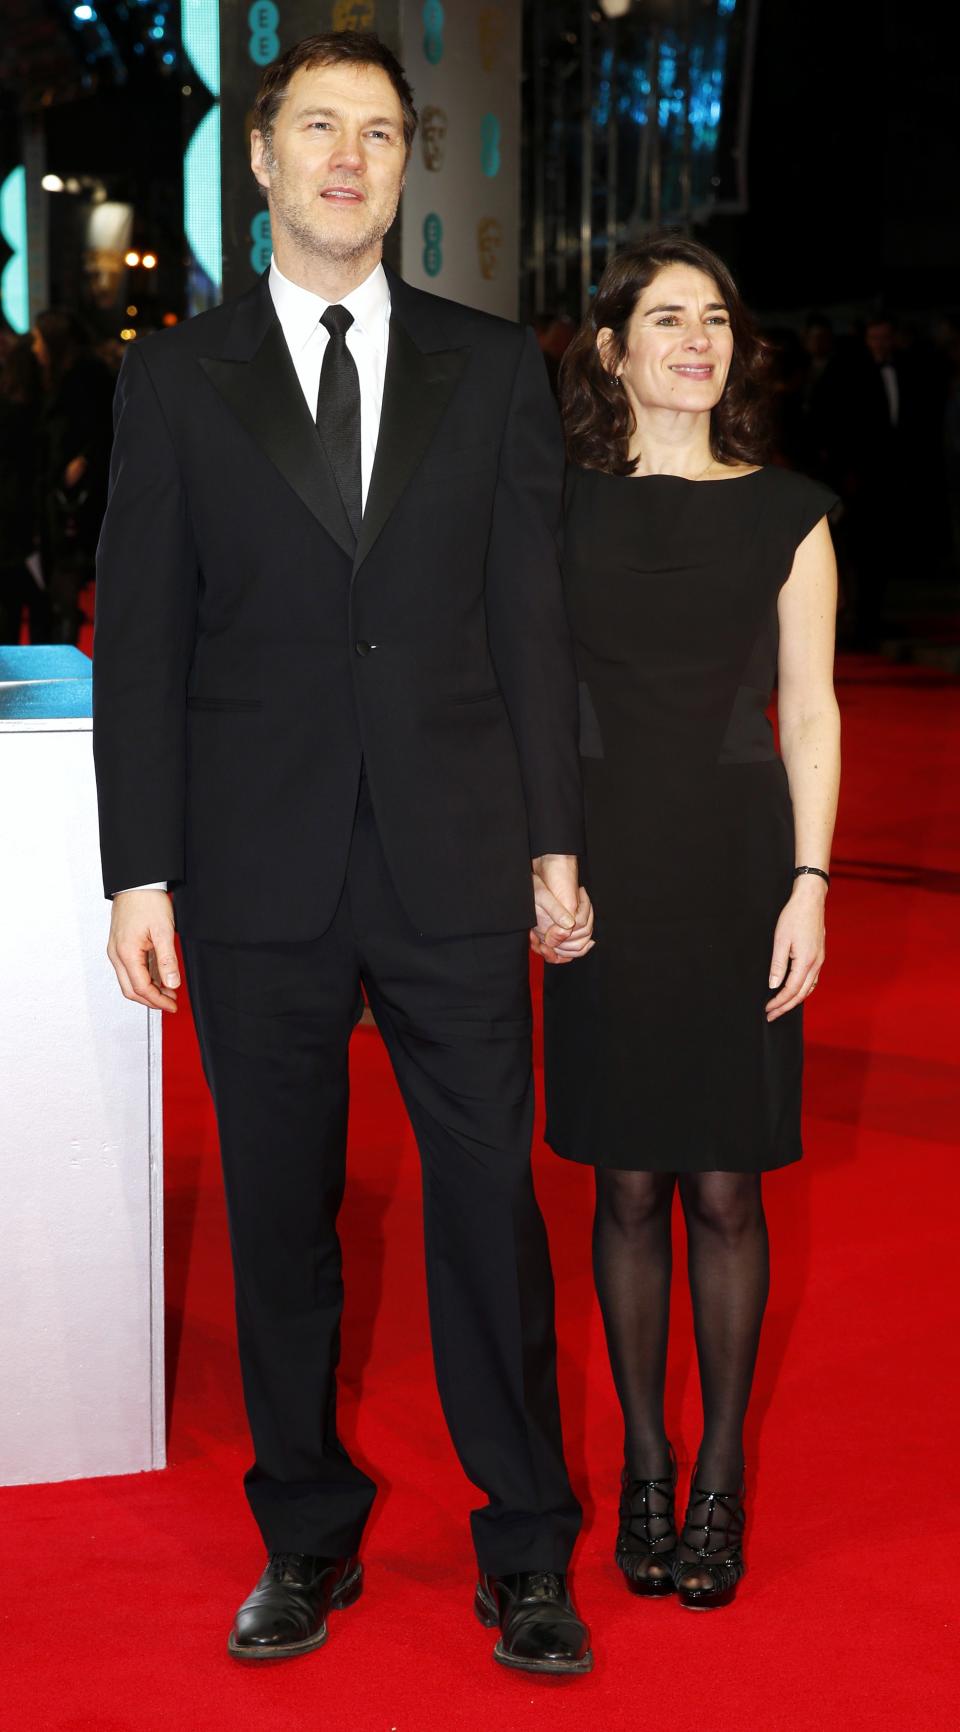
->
[93, 268, 583, 942]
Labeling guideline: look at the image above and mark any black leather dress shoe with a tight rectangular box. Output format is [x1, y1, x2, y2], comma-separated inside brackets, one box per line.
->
[228, 1553, 362, 1661]
[474, 1571, 593, 1675]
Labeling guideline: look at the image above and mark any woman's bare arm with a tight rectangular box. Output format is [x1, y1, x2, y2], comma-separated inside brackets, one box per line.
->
[766, 516, 841, 1022]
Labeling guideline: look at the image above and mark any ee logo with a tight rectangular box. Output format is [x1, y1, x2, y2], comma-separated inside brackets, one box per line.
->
[423, 212, 443, 277]
[423, 1, 445, 66]
[248, 1, 279, 68]
[480, 113, 501, 178]
[249, 210, 272, 273]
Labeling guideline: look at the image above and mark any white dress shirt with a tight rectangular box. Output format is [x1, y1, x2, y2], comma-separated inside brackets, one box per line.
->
[879, 361, 899, 429]
[268, 254, 391, 510]
[119, 259, 392, 897]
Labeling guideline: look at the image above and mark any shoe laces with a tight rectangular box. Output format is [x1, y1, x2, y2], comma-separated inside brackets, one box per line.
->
[268, 1552, 311, 1582]
[525, 1571, 563, 1601]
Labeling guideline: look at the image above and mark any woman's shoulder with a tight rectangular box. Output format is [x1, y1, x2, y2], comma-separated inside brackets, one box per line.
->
[745, 464, 831, 550]
[756, 463, 838, 514]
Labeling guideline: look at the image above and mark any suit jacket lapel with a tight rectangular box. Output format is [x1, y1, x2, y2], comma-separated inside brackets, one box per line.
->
[199, 279, 355, 561]
[354, 287, 470, 573]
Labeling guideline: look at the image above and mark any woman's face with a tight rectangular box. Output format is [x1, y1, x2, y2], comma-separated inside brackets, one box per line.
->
[31, 327, 49, 372]
[599, 263, 734, 414]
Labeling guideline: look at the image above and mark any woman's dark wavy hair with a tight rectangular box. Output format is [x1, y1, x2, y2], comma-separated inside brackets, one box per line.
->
[559, 236, 772, 475]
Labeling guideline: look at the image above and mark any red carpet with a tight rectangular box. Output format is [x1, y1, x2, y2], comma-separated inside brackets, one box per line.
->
[4, 653, 958, 1730]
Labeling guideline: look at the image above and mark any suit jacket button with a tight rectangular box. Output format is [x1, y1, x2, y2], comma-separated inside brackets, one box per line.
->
[355, 639, 374, 657]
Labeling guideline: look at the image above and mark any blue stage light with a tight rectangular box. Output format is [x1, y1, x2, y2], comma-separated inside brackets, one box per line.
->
[74, 3, 96, 19]
[0, 166, 29, 335]
[182, 0, 222, 293]
[182, 0, 220, 97]
[184, 106, 222, 291]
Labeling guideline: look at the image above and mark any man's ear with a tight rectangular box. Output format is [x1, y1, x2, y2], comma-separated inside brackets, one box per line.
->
[250, 129, 271, 192]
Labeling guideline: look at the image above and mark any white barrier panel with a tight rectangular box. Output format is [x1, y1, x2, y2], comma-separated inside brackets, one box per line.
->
[0, 646, 164, 1485]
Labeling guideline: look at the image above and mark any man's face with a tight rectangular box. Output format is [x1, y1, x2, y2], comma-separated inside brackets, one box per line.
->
[251, 60, 407, 265]
[865, 321, 895, 365]
[805, 323, 832, 361]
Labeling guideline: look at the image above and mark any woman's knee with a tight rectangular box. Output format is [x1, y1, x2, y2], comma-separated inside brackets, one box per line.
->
[595, 1168, 675, 1237]
[680, 1173, 764, 1243]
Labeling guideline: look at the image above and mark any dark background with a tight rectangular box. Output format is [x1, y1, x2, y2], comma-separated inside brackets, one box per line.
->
[737, 0, 957, 312]
[0, 1, 956, 329]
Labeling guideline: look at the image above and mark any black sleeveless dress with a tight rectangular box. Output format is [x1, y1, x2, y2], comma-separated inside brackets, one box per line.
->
[543, 464, 837, 1174]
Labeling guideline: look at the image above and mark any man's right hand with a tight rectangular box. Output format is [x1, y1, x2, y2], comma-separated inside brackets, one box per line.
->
[107, 889, 180, 1012]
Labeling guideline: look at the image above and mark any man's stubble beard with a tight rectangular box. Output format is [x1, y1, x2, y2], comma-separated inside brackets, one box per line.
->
[266, 156, 400, 265]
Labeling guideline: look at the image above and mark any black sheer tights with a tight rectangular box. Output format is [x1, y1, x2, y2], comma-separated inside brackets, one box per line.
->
[593, 1170, 676, 1481]
[594, 1168, 769, 1582]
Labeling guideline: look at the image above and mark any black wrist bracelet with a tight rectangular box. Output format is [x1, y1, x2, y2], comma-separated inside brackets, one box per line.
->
[794, 865, 830, 887]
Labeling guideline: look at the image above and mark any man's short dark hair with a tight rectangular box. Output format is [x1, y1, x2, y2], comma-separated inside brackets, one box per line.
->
[252, 31, 418, 157]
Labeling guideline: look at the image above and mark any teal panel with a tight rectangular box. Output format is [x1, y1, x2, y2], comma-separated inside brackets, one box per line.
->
[184, 106, 223, 289]
[0, 166, 29, 336]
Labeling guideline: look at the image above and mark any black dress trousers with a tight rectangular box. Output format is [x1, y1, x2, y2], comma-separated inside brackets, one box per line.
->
[182, 774, 581, 1573]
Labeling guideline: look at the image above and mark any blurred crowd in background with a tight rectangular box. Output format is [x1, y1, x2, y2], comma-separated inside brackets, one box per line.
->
[2, 301, 959, 654]
[0, 312, 114, 647]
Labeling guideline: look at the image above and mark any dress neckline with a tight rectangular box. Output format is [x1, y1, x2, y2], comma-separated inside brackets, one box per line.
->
[589, 465, 766, 485]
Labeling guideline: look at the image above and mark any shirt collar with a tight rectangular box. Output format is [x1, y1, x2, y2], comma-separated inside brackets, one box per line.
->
[268, 257, 390, 354]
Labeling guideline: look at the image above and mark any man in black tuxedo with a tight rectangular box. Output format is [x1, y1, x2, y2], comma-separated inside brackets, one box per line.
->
[93, 32, 594, 1674]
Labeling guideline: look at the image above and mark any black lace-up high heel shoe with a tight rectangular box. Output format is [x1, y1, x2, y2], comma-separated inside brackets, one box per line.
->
[615, 1445, 678, 1597]
[672, 1470, 746, 1610]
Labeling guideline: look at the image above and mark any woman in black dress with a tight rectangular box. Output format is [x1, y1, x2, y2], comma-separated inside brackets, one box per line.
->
[539, 239, 841, 1609]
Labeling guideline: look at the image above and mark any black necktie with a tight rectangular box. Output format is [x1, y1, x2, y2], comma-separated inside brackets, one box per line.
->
[316, 304, 362, 540]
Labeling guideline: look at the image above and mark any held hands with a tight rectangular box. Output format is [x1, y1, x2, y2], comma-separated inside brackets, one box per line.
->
[765, 875, 827, 1022]
[530, 854, 595, 965]
[107, 889, 180, 1013]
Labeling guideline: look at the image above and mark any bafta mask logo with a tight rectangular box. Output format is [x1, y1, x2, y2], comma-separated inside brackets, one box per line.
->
[479, 6, 506, 73]
[333, 0, 375, 30]
[421, 105, 448, 173]
[477, 216, 502, 282]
